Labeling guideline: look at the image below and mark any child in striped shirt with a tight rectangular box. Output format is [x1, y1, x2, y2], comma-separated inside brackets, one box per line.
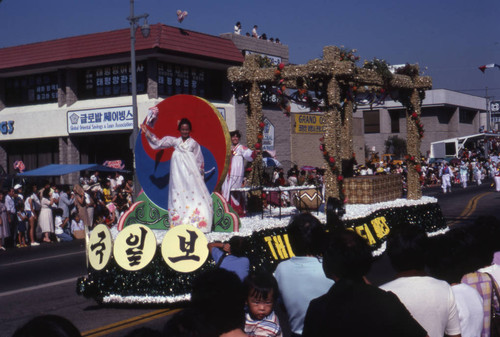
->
[244, 272, 283, 337]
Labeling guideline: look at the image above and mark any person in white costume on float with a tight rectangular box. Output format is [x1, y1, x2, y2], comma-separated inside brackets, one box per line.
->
[141, 118, 213, 232]
[221, 130, 256, 216]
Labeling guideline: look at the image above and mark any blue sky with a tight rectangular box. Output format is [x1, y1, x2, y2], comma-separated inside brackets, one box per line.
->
[1, 0, 499, 99]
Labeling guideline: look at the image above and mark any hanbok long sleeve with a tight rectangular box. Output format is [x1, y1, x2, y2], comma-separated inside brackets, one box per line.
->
[145, 132, 213, 232]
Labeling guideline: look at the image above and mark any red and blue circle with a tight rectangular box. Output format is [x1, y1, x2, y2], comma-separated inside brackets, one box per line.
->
[135, 95, 230, 211]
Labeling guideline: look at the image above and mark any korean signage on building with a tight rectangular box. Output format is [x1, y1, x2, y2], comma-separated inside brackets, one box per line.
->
[294, 114, 326, 134]
[67, 106, 134, 134]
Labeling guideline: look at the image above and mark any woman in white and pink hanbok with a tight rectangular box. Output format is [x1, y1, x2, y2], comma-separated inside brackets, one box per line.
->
[141, 118, 213, 233]
[221, 130, 256, 216]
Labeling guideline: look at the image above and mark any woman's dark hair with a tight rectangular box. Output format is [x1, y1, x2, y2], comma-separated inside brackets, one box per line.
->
[287, 213, 327, 256]
[243, 271, 279, 302]
[427, 233, 466, 284]
[42, 188, 51, 199]
[191, 269, 245, 335]
[228, 236, 247, 257]
[124, 327, 161, 337]
[229, 130, 241, 138]
[163, 307, 217, 337]
[449, 216, 500, 273]
[386, 225, 428, 273]
[177, 118, 192, 131]
[323, 229, 373, 281]
[13, 315, 81, 337]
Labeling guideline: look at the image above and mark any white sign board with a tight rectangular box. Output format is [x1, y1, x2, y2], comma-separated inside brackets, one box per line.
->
[67, 106, 134, 134]
[244, 51, 282, 65]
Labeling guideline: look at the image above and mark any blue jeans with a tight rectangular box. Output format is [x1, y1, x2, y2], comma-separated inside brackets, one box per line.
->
[56, 232, 73, 241]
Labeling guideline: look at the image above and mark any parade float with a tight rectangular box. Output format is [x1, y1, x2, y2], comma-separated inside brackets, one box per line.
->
[77, 46, 447, 305]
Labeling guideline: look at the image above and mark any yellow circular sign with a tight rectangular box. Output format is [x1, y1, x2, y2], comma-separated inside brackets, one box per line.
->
[113, 224, 157, 271]
[161, 225, 209, 273]
[88, 224, 113, 271]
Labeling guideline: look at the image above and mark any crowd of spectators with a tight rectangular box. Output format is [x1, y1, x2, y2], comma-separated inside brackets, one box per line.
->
[355, 146, 500, 193]
[254, 146, 500, 198]
[234, 21, 281, 44]
[12, 212, 500, 337]
[0, 171, 133, 250]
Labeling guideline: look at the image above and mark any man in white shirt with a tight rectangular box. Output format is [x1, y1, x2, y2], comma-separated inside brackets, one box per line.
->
[380, 226, 461, 337]
[252, 25, 258, 38]
[5, 187, 17, 245]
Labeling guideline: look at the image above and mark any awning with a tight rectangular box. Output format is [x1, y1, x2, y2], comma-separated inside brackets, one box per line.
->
[18, 164, 127, 177]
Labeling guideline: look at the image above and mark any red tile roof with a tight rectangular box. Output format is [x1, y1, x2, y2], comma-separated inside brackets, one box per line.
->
[0, 23, 244, 71]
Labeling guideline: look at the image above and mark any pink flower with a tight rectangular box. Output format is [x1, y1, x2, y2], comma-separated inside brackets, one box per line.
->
[278, 63, 285, 70]
[199, 220, 207, 228]
[172, 215, 180, 221]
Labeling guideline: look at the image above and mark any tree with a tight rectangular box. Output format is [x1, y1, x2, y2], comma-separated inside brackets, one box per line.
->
[385, 136, 407, 159]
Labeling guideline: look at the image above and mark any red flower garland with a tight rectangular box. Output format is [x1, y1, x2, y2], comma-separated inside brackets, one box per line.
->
[410, 111, 424, 139]
[404, 155, 424, 180]
[255, 119, 265, 150]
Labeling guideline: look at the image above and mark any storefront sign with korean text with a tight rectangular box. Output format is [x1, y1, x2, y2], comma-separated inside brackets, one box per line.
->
[67, 106, 134, 134]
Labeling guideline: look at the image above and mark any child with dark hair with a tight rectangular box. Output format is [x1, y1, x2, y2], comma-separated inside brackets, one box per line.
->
[208, 236, 250, 281]
[243, 272, 283, 337]
[16, 203, 28, 247]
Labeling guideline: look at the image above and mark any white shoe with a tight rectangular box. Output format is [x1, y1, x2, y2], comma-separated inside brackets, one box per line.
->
[30, 242, 40, 246]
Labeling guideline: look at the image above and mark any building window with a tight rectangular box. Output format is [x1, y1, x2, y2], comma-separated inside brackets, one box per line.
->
[78, 62, 147, 99]
[389, 110, 400, 133]
[364, 110, 380, 133]
[6, 138, 58, 174]
[459, 109, 475, 124]
[5, 73, 58, 106]
[157, 62, 223, 100]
